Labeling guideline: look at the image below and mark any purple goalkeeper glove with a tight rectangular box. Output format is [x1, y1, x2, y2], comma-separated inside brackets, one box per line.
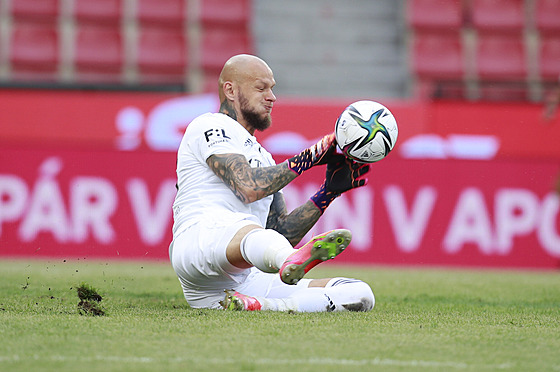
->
[310, 155, 370, 213]
[286, 133, 337, 175]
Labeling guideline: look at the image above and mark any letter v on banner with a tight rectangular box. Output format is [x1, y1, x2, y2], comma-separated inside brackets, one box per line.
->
[383, 185, 437, 253]
[127, 178, 176, 246]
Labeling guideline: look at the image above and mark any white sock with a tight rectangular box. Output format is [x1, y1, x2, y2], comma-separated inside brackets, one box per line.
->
[282, 278, 375, 312]
[239, 229, 294, 273]
[254, 296, 297, 312]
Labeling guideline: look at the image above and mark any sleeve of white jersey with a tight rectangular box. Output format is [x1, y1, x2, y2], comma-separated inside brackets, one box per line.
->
[189, 116, 243, 163]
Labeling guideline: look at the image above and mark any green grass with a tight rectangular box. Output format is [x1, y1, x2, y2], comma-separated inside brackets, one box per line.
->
[0, 259, 559, 372]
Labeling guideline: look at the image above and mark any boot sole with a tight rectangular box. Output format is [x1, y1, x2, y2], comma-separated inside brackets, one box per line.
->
[281, 229, 352, 285]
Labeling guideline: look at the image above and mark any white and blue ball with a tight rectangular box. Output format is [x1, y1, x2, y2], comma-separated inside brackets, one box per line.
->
[335, 100, 398, 163]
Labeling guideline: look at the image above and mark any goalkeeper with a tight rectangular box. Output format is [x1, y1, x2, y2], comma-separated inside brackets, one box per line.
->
[170, 54, 374, 312]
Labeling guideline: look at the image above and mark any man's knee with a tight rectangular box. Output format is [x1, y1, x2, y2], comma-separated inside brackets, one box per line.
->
[226, 224, 262, 269]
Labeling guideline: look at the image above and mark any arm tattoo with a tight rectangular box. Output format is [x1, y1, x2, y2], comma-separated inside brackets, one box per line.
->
[207, 153, 297, 203]
[219, 100, 237, 121]
[266, 193, 322, 246]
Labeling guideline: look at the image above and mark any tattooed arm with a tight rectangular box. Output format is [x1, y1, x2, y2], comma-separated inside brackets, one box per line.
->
[265, 192, 322, 247]
[207, 153, 297, 204]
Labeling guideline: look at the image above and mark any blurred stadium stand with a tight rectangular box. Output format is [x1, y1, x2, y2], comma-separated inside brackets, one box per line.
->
[539, 34, 560, 80]
[0, 0, 558, 101]
[535, 0, 560, 34]
[409, 0, 560, 101]
[475, 32, 530, 101]
[10, 0, 59, 22]
[471, 0, 525, 34]
[406, 0, 463, 32]
[73, 0, 122, 25]
[136, 0, 185, 27]
[411, 31, 466, 99]
[199, 0, 250, 26]
[137, 26, 188, 83]
[74, 24, 123, 82]
[9, 21, 59, 80]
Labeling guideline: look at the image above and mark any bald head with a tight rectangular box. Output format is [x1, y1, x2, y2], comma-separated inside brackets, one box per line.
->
[218, 54, 273, 102]
[217, 54, 276, 134]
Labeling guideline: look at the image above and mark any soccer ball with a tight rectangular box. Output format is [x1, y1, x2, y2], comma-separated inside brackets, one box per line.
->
[334, 100, 398, 163]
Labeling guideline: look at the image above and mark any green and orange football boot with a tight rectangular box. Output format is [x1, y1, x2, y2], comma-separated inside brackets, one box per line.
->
[279, 229, 352, 285]
[220, 291, 262, 311]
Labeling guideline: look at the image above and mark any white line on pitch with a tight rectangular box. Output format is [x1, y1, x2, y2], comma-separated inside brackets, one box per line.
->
[0, 354, 516, 369]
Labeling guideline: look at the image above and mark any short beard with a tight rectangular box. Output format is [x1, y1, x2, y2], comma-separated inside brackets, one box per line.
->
[239, 92, 271, 132]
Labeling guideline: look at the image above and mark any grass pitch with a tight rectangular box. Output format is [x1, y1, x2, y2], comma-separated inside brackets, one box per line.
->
[0, 259, 559, 372]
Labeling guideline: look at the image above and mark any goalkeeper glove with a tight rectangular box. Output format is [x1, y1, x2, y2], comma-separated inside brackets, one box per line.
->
[286, 133, 337, 175]
[310, 155, 370, 213]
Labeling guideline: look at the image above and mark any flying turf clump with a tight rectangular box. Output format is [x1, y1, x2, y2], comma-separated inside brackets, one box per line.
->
[77, 283, 105, 316]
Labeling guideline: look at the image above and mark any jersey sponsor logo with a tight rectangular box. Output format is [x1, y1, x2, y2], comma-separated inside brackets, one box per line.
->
[204, 128, 231, 142]
[204, 128, 231, 147]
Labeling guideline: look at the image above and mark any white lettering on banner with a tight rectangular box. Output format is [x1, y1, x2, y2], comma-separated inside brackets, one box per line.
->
[19, 158, 71, 242]
[0, 175, 28, 235]
[70, 177, 118, 244]
[384, 185, 437, 253]
[127, 178, 176, 245]
[444, 187, 560, 256]
[537, 193, 560, 258]
[444, 188, 493, 254]
[2, 156, 559, 261]
[495, 188, 539, 254]
[2, 157, 119, 245]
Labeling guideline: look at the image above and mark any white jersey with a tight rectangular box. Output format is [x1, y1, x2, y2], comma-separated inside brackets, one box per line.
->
[172, 113, 276, 237]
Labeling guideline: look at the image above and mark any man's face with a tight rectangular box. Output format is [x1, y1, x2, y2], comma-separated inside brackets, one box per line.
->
[237, 74, 276, 132]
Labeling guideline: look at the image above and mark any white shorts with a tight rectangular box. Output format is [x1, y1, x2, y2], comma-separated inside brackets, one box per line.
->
[170, 212, 310, 309]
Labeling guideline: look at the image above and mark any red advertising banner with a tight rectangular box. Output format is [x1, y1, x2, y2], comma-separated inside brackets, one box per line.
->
[1, 89, 559, 160]
[1, 144, 559, 268]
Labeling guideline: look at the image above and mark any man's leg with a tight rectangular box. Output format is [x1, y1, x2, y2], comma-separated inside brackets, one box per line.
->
[222, 273, 375, 312]
[225, 224, 263, 269]
[227, 227, 352, 284]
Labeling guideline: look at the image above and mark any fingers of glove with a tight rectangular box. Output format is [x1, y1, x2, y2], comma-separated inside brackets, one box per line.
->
[349, 159, 370, 170]
[353, 163, 370, 178]
[350, 163, 369, 189]
[352, 177, 368, 189]
[313, 133, 337, 165]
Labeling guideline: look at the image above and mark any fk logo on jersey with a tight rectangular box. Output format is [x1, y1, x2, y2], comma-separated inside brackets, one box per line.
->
[204, 128, 231, 142]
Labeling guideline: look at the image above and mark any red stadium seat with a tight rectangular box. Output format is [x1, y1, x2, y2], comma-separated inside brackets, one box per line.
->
[202, 70, 221, 93]
[137, 27, 187, 81]
[407, 0, 463, 31]
[471, 0, 525, 34]
[476, 33, 527, 80]
[535, 0, 560, 34]
[136, 0, 185, 27]
[539, 35, 560, 81]
[200, 0, 250, 26]
[10, 0, 59, 21]
[10, 22, 59, 78]
[74, 25, 123, 81]
[200, 26, 253, 73]
[74, 0, 122, 25]
[412, 32, 464, 79]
